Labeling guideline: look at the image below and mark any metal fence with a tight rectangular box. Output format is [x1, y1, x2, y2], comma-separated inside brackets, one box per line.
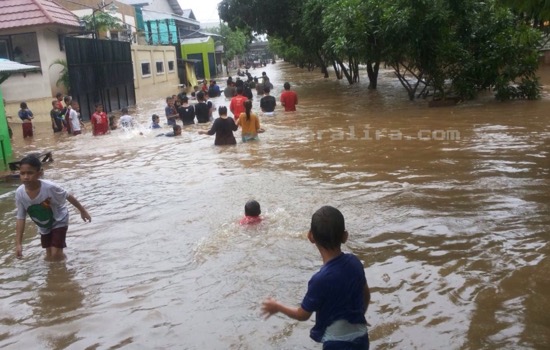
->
[65, 37, 135, 121]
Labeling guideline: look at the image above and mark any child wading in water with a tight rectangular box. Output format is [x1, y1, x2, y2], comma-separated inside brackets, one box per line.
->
[262, 206, 371, 350]
[18, 102, 34, 138]
[15, 155, 91, 261]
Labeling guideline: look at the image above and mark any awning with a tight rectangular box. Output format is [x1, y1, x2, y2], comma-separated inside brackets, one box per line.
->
[0, 59, 41, 85]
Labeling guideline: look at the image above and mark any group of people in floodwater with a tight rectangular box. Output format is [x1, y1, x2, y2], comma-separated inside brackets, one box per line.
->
[12, 70, 375, 350]
[23, 71, 299, 144]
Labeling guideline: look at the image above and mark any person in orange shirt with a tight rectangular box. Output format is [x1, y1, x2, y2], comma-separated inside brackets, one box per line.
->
[237, 100, 265, 142]
[229, 86, 248, 121]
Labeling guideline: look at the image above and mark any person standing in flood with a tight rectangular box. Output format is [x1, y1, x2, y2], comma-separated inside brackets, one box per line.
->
[91, 103, 109, 136]
[178, 96, 196, 126]
[198, 106, 238, 145]
[165, 96, 178, 126]
[18, 102, 34, 138]
[237, 100, 264, 142]
[262, 206, 370, 350]
[50, 100, 63, 133]
[280, 82, 298, 112]
[68, 100, 83, 136]
[229, 86, 248, 121]
[62, 95, 72, 134]
[194, 91, 212, 124]
[260, 87, 276, 117]
[15, 155, 91, 261]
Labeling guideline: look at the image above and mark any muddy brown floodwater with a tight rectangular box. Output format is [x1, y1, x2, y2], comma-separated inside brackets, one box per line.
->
[0, 62, 549, 349]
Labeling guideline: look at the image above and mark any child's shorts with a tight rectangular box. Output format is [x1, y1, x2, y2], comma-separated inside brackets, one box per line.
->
[323, 333, 369, 350]
[22, 123, 33, 138]
[40, 226, 68, 249]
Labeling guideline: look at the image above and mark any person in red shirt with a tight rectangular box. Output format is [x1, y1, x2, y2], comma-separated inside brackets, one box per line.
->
[280, 82, 298, 112]
[229, 86, 248, 121]
[54, 92, 64, 110]
[91, 103, 109, 136]
[239, 200, 262, 225]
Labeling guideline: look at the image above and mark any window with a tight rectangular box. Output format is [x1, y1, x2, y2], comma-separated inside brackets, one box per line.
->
[141, 62, 151, 77]
[156, 61, 164, 74]
[0, 32, 40, 65]
[168, 60, 175, 72]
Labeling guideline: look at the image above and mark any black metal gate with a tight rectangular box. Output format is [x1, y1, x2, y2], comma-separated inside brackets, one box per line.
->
[65, 37, 135, 121]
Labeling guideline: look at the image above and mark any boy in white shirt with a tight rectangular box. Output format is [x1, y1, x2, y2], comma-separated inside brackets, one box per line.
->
[15, 155, 91, 261]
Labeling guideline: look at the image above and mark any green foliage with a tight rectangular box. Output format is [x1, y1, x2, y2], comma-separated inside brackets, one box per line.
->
[80, 11, 123, 35]
[218, 0, 543, 101]
[210, 23, 248, 65]
[49, 59, 70, 92]
[498, 0, 550, 24]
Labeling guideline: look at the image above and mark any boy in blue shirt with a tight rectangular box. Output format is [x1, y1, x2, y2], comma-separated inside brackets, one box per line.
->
[262, 206, 371, 349]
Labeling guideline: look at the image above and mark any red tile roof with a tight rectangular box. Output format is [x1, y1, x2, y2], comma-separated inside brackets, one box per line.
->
[0, 0, 81, 30]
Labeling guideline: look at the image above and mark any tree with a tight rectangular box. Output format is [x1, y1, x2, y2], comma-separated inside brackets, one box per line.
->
[49, 59, 70, 92]
[210, 23, 248, 75]
[80, 11, 123, 38]
[219, 0, 542, 101]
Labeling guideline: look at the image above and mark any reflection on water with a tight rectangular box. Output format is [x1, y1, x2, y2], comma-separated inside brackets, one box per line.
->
[0, 62, 549, 349]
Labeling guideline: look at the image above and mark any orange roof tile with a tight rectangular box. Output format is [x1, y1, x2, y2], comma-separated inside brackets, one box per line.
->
[0, 0, 81, 30]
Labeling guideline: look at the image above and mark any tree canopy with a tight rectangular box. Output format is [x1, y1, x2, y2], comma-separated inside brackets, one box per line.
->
[219, 0, 543, 101]
[209, 23, 249, 75]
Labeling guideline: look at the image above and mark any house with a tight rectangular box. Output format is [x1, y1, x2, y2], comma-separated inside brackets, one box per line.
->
[181, 36, 217, 81]
[55, 0, 181, 110]
[122, 0, 217, 81]
[0, 0, 81, 122]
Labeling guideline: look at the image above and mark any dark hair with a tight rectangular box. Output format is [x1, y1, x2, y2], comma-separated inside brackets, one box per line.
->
[182, 96, 189, 103]
[166, 96, 172, 102]
[152, 114, 159, 121]
[173, 125, 182, 132]
[284, 82, 291, 90]
[244, 100, 252, 121]
[95, 102, 103, 108]
[218, 106, 227, 115]
[196, 91, 204, 101]
[236, 86, 244, 95]
[263, 86, 270, 93]
[310, 206, 346, 250]
[56, 92, 63, 98]
[64, 95, 72, 103]
[20, 155, 42, 171]
[20, 102, 27, 109]
[121, 107, 128, 114]
[245, 200, 261, 217]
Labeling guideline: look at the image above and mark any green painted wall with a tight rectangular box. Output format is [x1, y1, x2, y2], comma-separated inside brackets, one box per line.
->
[0, 88, 13, 170]
[181, 37, 216, 80]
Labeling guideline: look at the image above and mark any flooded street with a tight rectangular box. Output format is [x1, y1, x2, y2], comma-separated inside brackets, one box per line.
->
[1, 62, 549, 349]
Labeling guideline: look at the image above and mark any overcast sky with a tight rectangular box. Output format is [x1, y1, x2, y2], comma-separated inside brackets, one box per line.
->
[179, 0, 221, 22]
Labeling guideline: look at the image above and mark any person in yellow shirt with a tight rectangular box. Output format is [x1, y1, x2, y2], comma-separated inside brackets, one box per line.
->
[237, 100, 265, 142]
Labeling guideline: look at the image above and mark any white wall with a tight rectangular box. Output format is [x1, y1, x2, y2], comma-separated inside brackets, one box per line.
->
[1, 27, 69, 122]
[145, 0, 176, 14]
